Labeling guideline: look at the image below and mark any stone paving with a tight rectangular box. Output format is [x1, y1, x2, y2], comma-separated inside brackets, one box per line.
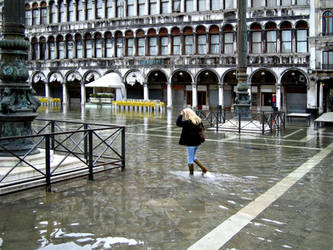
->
[0, 106, 333, 249]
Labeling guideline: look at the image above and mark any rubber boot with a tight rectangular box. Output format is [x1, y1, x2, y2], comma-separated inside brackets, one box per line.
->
[188, 164, 194, 175]
[194, 159, 207, 174]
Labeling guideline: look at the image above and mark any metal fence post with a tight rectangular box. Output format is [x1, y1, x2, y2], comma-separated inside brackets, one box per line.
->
[121, 127, 126, 171]
[238, 112, 241, 134]
[84, 123, 88, 163]
[88, 130, 94, 180]
[45, 134, 51, 192]
[270, 113, 273, 133]
[50, 120, 55, 150]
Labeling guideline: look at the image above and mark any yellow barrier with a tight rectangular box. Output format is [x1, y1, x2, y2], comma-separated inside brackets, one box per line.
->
[112, 99, 165, 112]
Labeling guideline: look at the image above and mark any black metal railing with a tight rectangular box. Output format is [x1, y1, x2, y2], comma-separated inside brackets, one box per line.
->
[0, 119, 125, 195]
[197, 109, 285, 134]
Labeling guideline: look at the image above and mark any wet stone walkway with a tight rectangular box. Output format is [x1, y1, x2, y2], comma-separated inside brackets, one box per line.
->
[1, 106, 333, 249]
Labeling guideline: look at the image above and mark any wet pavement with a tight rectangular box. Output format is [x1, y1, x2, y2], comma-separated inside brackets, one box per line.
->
[1, 105, 333, 249]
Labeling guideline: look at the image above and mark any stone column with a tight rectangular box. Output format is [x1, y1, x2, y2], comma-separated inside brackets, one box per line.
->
[62, 82, 69, 104]
[167, 82, 172, 108]
[81, 81, 86, 105]
[143, 82, 149, 100]
[218, 84, 224, 107]
[192, 83, 197, 108]
[319, 82, 324, 114]
[276, 84, 281, 111]
[45, 82, 50, 98]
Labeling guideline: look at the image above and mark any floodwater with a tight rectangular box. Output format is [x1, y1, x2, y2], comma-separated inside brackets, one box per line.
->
[1, 105, 333, 249]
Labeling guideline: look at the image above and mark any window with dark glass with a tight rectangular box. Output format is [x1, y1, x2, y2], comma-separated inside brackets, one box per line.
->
[32, 3, 38, 25]
[125, 31, 134, 56]
[75, 35, 83, 58]
[209, 26, 219, 54]
[32, 38, 38, 60]
[323, 11, 333, 36]
[48, 37, 56, 59]
[223, 25, 234, 54]
[40, 2, 47, 24]
[281, 22, 292, 53]
[323, 51, 333, 69]
[173, 0, 181, 12]
[105, 32, 112, 57]
[136, 30, 145, 56]
[265, 23, 277, 53]
[296, 22, 308, 53]
[159, 28, 169, 55]
[171, 28, 181, 55]
[39, 37, 46, 59]
[25, 4, 31, 26]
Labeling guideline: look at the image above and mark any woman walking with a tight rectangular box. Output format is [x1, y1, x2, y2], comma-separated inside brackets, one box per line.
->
[176, 108, 208, 175]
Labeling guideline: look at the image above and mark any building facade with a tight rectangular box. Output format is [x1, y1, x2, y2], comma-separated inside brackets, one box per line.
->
[1, 0, 332, 114]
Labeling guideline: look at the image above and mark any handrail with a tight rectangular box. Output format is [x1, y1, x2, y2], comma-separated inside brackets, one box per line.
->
[0, 119, 126, 195]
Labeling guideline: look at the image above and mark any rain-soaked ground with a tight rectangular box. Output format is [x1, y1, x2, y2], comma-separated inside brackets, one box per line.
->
[1, 105, 333, 250]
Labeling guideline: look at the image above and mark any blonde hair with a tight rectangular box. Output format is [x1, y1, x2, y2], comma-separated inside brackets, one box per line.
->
[183, 108, 201, 125]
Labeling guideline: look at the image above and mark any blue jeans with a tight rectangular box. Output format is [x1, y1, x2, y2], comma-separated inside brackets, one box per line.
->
[187, 146, 199, 164]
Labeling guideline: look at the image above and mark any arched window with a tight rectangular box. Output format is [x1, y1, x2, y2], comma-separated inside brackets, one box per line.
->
[87, 0, 93, 20]
[171, 27, 181, 55]
[184, 27, 193, 55]
[77, 1, 85, 21]
[127, 0, 135, 16]
[59, 0, 66, 23]
[209, 25, 219, 54]
[106, 0, 114, 18]
[75, 34, 83, 58]
[25, 4, 31, 26]
[222, 24, 234, 54]
[66, 34, 74, 59]
[116, 0, 124, 17]
[68, 0, 75, 22]
[85, 33, 93, 58]
[136, 30, 145, 56]
[32, 37, 38, 60]
[148, 29, 157, 55]
[39, 37, 46, 60]
[281, 22, 292, 53]
[48, 36, 56, 59]
[323, 11, 333, 36]
[125, 30, 134, 56]
[296, 21, 308, 53]
[138, 0, 146, 16]
[50, 1, 57, 23]
[96, 0, 104, 19]
[115, 31, 123, 57]
[95, 33, 103, 58]
[32, 3, 39, 25]
[250, 23, 262, 53]
[185, 0, 194, 12]
[149, 0, 158, 15]
[105, 32, 112, 57]
[196, 26, 207, 55]
[265, 22, 277, 53]
[40, 2, 47, 24]
[57, 35, 65, 59]
[159, 28, 169, 55]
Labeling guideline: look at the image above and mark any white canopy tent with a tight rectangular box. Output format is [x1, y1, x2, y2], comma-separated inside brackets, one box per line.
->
[85, 73, 126, 100]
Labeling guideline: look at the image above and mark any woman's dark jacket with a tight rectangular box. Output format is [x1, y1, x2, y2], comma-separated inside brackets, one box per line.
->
[176, 115, 202, 146]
